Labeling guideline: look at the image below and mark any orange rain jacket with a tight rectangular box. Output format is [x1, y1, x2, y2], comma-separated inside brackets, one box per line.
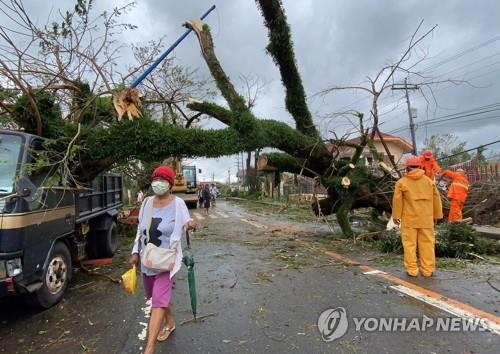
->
[440, 170, 469, 202]
[392, 169, 443, 228]
[418, 155, 441, 180]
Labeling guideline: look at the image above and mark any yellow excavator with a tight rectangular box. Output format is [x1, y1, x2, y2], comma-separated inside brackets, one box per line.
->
[171, 159, 198, 209]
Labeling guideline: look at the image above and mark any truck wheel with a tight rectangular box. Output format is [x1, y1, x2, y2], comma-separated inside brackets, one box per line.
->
[31, 242, 72, 308]
[87, 221, 119, 258]
[99, 221, 119, 258]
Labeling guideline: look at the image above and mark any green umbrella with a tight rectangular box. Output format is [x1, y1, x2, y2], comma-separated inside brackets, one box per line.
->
[182, 230, 197, 319]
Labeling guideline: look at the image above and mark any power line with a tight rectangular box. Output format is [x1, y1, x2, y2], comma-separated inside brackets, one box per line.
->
[389, 114, 500, 135]
[336, 35, 500, 109]
[412, 34, 500, 76]
[377, 67, 500, 121]
[367, 39, 500, 121]
[436, 140, 500, 161]
[388, 114, 500, 135]
[431, 52, 500, 80]
[421, 114, 500, 128]
[386, 101, 500, 134]
[321, 35, 500, 133]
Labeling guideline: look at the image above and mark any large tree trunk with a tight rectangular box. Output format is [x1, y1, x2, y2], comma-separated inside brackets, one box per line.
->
[8, 0, 398, 238]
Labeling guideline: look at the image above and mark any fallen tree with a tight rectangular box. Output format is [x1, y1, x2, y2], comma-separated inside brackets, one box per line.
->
[1, 0, 441, 236]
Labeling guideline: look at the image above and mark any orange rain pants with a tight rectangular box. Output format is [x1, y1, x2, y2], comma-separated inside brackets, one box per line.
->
[401, 227, 435, 276]
[448, 200, 464, 222]
[441, 170, 469, 222]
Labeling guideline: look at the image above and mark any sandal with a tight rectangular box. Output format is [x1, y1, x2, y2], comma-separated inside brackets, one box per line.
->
[157, 324, 176, 342]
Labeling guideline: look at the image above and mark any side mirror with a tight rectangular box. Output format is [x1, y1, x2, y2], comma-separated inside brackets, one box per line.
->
[15, 176, 40, 203]
[198, 169, 202, 174]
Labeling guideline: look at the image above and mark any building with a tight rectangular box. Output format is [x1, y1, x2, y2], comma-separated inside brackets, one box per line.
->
[326, 132, 413, 168]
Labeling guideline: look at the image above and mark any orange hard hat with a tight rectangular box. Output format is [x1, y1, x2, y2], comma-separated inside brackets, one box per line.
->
[423, 150, 433, 158]
[406, 155, 421, 167]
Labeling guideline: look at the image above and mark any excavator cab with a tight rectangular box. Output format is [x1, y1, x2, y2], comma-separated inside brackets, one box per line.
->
[170, 159, 198, 208]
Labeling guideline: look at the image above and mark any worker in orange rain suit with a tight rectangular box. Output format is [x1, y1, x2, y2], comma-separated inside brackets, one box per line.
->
[392, 156, 443, 277]
[440, 168, 469, 222]
[418, 149, 441, 180]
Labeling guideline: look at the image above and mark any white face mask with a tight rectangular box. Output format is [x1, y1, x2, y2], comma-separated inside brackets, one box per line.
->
[151, 180, 170, 196]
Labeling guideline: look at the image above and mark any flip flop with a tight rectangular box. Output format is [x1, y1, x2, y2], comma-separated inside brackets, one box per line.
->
[157, 324, 176, 342]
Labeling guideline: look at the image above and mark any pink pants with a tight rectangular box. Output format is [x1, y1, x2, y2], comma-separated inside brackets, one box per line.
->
[142, 272, 175, 308]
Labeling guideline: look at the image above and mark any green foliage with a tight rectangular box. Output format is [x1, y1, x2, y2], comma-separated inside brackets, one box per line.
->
[188, 101, 233, 124]
[233, 111, 258, 142]
[265, 152, 302, 173]
[424, 133, 471, 167]
[258, 119, 314, 154]
[230, 191, 262, 200]
[256, 0, 317, 137]
[72, 81, 116, 125]
[435, 224, 476, 258]
[11, 91, 64, 137]
[377, 223, 499, 257]
[321, 166, 371, 196]
[84, 119, 245, 163]
[379, 229, 403, 253]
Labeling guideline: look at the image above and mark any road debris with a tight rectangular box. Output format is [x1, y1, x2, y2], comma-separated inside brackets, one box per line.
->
[180, 312, 218, 325]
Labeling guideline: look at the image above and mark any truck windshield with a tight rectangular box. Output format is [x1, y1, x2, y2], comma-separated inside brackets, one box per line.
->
[0, 133, 23, 195]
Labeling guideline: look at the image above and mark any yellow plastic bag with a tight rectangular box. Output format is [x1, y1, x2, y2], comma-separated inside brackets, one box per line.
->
[121, 265, 137, 295]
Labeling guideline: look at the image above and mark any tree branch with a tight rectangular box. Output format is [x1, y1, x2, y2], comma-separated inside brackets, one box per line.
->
[256, 0, 318, 137]
[186, 101, 233, 125]
[184, 21, 248, 113]
[257, 152, 315, 177]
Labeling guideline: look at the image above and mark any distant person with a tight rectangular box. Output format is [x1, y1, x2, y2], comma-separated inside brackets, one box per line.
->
[440, 168, 469, 222]
[137, 190, 144, 204]
[210, 183, 218, 207]
[392, 156, 443, 277]
[418, 149, 441, 181]
[197, 187, 204, 208]
[202, 184, 211, 215]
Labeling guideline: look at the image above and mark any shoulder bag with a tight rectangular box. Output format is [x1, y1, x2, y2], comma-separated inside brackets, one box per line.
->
[141, 197, 177, 272]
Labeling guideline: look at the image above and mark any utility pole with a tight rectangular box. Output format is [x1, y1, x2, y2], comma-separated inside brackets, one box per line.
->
[228, 168, 231, 186]
[391, 78, 419, 155]
[240, 151, 245, 183]
[236, 154, 240, 183]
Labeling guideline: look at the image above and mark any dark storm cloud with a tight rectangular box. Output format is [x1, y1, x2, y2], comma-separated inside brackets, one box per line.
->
[129, 0, 500, 176]
[5, 0, 500, 180]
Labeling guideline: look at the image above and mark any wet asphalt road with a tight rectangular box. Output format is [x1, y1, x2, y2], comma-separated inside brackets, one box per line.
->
[0, 200, 499, 353]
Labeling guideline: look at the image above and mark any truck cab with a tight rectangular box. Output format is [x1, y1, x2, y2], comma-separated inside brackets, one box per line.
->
[0, 130, 122, 308]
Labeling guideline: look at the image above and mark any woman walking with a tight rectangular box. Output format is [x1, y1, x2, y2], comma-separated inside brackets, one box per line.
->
[202, 184, 211, 215]
[129, 166, 196, 354]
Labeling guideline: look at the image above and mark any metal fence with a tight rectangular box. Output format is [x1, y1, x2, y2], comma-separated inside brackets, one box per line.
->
[449, 158, 499, 184]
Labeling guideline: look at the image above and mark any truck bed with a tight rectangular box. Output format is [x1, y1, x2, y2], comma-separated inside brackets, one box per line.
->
[76, 174, 123, 223]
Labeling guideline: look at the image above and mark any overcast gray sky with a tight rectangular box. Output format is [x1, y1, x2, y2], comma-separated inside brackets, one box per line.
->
[10, 0, 500, 181]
